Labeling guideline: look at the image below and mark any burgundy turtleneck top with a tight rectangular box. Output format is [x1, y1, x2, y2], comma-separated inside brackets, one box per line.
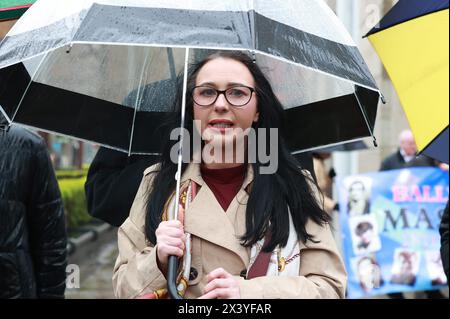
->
[200, 164, 246, 211]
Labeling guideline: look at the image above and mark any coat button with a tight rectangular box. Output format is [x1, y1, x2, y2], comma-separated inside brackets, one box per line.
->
[240, 269, 247, 279]
[189, 267, 198, 281]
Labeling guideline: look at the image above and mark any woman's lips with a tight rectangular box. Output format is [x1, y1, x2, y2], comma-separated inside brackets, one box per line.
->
[207, 120, 234, 134]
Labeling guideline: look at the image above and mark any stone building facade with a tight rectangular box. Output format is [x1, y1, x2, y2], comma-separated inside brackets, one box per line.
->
[326, 0, 411, 174]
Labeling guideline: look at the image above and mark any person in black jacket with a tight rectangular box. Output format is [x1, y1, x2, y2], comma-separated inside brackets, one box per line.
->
[0, 121, 67, 299]
[85, 148, 315, 227]
[84, 148, 160, 227]
[380, 130, 435, 171]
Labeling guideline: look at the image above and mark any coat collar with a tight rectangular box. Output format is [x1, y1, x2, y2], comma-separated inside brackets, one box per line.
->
[181, 162, 255, 194]
[182, 163, 254, 267]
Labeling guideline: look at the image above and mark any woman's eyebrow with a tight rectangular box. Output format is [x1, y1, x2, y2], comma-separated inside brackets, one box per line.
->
[197, 81, 248, 87]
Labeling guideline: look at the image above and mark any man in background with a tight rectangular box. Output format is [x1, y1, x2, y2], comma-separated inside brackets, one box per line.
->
[0, 118, 67, 298]
[380, 130, 435, 171]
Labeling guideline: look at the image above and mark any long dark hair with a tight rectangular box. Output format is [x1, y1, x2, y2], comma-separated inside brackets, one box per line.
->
[145, 50, 330, 252]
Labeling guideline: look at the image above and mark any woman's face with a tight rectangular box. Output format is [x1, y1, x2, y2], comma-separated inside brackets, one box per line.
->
[400, 255, 413, 272]
[193, 57, 259, 147]
[358, 259, 379, 291]
[360, 228, 374, 244]
[349, 182, 365, 202]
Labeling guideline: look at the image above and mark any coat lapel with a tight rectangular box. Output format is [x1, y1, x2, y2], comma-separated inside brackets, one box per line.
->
[182, 163, 254, 266]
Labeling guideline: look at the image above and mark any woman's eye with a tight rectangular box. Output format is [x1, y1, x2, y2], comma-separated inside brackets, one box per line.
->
[200, 89, 216, 96]
[229, 88, 247, 97]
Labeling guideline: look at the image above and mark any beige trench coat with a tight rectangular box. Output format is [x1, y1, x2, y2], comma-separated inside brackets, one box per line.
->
[112, 163, 347, 299]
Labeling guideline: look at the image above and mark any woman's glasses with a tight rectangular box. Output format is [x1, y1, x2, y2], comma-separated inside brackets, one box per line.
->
[192, 85, 255, 107]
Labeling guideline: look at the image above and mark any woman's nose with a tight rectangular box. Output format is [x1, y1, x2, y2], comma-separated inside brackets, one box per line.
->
[213, 93, 230, 112]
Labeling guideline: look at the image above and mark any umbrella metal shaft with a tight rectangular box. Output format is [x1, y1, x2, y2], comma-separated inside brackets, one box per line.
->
[174, 47, 190, 222]
[168, 47, 190, 300]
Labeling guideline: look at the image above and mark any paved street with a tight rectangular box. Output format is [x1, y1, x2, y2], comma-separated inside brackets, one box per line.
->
[65, 229, 117, 299]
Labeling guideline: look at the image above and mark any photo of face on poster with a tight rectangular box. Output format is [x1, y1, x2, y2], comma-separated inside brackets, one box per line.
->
[353, 255, 384, 293]
[345, 177, 372, 217]
[349, 215, 382, 255]
[390, 249, 420, 286]
[425, 251, 447, 286]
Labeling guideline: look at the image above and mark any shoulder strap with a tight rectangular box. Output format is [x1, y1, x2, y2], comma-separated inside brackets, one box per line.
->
[246, 232, 272, 279]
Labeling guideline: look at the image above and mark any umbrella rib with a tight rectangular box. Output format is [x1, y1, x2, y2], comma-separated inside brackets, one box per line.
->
[128, 51, 150, 156]
[0, 106, 11, 123]
[290, 137, 368, 155]
[248, 0, 256, 53]
[11, 51, 49, 123]
[353, 90, 378, 147]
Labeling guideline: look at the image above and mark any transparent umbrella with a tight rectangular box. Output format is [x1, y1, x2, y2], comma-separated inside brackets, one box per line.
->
[0, 0, 382, 298]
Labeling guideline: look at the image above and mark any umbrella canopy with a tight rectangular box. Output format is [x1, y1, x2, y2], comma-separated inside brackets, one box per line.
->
[366, 0, 449, 163]
[0, 0, 381, 155]
[0, 0, 35, 21]
[313, 139, 368, 153]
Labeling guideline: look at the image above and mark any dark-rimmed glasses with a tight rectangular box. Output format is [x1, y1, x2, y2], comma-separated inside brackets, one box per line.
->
[191, 85, 255, 107]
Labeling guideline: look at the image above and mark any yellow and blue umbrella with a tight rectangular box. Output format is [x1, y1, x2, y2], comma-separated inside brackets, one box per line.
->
[367, 0, 449, 163]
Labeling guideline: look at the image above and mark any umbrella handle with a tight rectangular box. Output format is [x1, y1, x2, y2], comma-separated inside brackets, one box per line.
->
[168, 46, 190, 300]
[167, 255, 183, 299]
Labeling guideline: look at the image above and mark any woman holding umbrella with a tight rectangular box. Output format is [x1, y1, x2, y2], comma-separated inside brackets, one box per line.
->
[112, 50, 346, 299]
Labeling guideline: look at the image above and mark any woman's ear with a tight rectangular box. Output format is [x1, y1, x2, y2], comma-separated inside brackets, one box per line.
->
[253, 112, 259, 123]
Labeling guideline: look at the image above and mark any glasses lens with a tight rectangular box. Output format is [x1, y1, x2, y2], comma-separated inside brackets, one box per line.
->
[193, 87, 217, 106]
[226, 87, 252, 106]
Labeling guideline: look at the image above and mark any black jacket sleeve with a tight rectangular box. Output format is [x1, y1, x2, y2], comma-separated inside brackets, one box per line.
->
[28, 140, 68, 299]
[440, 201, 449, 283]
[84, 147, 160, 227]
[379, 158, 390, 171]
[379, 153, 397, 171]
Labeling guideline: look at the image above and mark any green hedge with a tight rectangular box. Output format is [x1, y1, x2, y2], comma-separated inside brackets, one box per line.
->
[55, 169, 88, 180]
[58, 176, 92, 229]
